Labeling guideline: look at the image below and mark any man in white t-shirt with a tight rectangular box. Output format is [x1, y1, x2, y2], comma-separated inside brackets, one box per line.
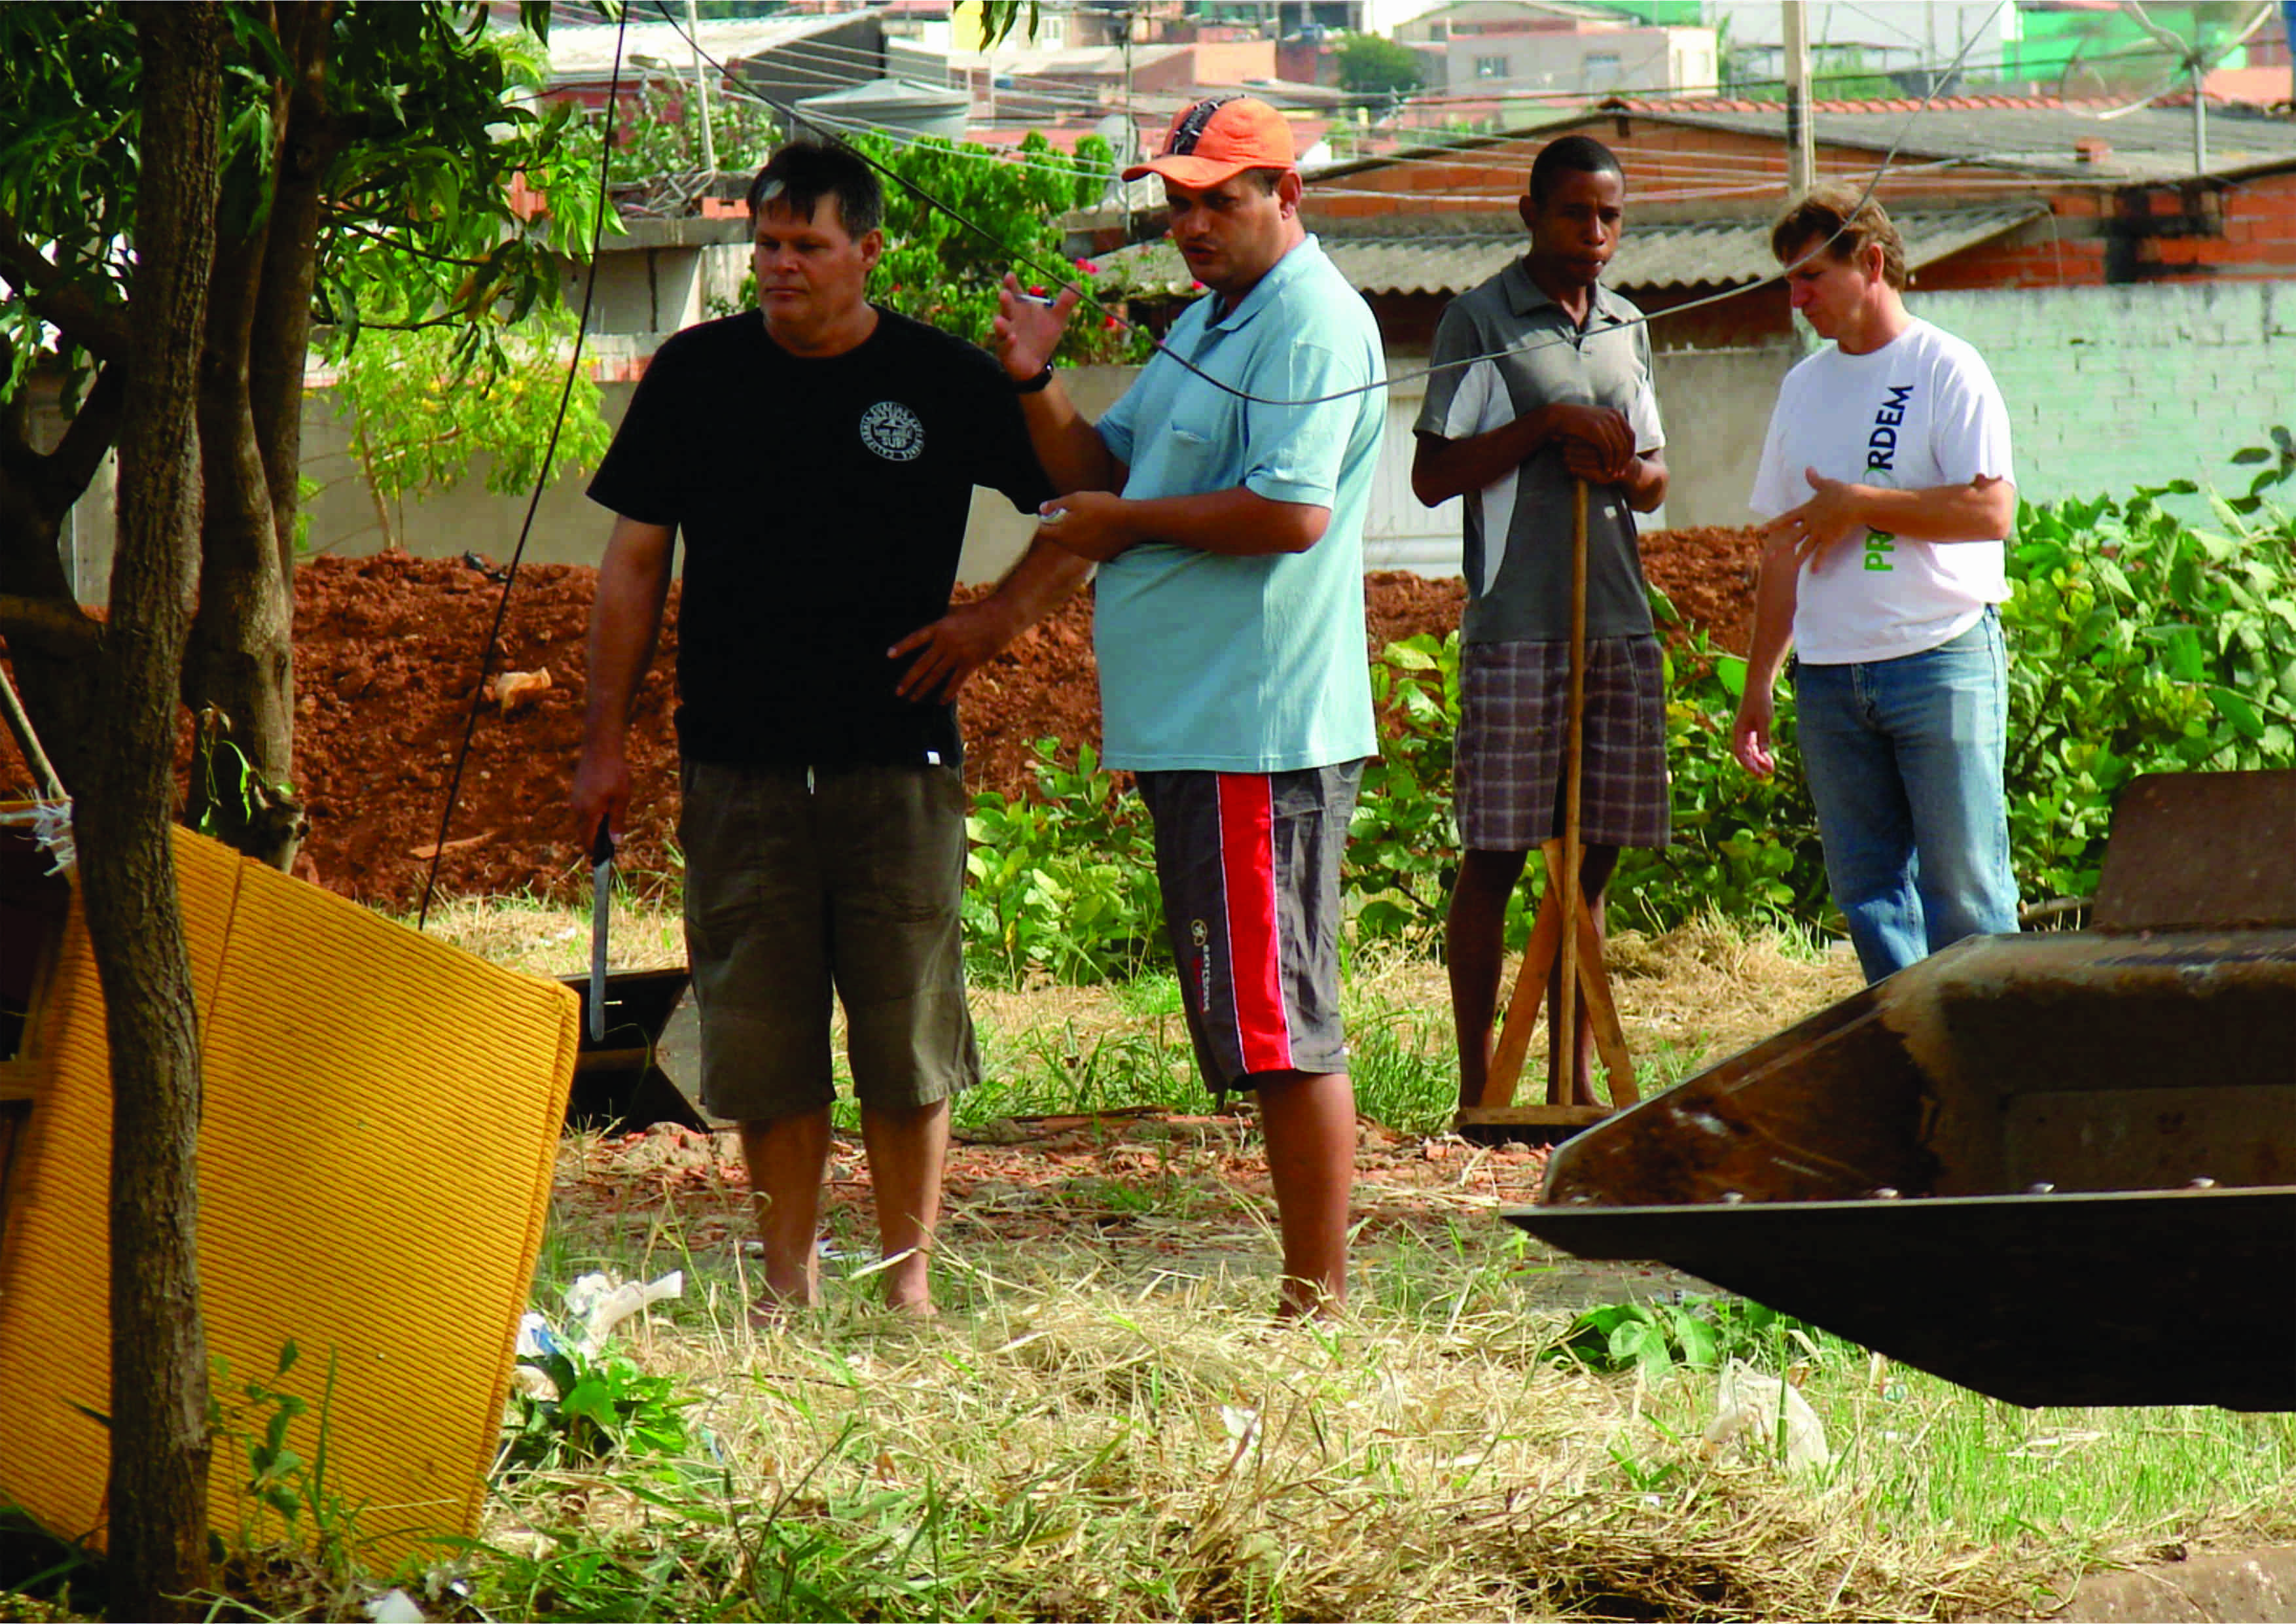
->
[1731, 186, 2020, 981]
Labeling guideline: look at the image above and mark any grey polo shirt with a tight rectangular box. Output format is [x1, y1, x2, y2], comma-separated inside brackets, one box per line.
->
[1415, 260, 1664, 644]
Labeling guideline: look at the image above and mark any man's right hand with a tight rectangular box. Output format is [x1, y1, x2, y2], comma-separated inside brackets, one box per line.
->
[1544, 403, 1636, 484]
[1731, 690, 1776, 780]
[571, 741, 631, 848]
[994, 273, 1079, 382]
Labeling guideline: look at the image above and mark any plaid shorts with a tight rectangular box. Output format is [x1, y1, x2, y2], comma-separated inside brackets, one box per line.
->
[1456, 637, 1670, 852]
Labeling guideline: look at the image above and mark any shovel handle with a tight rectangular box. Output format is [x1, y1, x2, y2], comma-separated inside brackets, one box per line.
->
[590, 819, 616, 867]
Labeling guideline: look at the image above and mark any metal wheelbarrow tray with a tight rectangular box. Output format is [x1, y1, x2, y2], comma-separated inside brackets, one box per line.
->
[1506, 771, 2296, 1411]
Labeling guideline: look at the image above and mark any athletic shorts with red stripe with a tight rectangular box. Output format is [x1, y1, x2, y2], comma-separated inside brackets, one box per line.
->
[1134, 762, 1365, 1093]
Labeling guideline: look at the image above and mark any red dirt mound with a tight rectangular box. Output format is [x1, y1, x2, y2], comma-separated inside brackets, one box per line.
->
[0, 527, 1758, 909]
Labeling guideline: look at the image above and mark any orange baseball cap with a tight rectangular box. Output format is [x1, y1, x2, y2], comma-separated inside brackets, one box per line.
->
[1122, 95, 1296, 188]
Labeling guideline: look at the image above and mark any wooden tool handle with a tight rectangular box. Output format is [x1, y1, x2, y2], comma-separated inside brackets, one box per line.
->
[1556, 478, 1589, 1103]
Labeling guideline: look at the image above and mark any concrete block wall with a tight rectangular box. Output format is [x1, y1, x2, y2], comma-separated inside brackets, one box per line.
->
[1908, 279, 2296, 506]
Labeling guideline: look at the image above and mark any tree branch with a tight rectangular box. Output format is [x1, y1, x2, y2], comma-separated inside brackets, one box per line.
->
[44, 361, 126, 508]
[326, 213, 498, 268]
[0, 591, 103, 656]
[0, 210, 132, 362]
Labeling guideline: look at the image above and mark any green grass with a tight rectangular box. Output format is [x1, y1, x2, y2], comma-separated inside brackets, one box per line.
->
[196, 900, 2280, 1622]
[459, 1206, 2296, 1624]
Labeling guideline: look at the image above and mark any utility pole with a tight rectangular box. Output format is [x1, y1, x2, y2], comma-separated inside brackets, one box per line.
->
[1783, 0, 1814, 198]
[686, 0, 716, 175]
[2191, 37, 2208, 177]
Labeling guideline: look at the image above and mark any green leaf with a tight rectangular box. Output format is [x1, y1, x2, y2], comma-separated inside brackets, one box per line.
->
[1671, 1309, 1719, 1370]
[2209, 686, 2265, 740]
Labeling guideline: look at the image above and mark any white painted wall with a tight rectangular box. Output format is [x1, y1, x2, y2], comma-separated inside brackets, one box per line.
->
[61, 281, 2287, 603]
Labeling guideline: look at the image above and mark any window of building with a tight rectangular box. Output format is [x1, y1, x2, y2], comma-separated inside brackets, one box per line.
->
[1473, 53, 1508, 78]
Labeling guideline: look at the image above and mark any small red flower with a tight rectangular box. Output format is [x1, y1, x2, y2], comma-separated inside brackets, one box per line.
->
[1102, 315, 1121, 330]
[1075, 258, 1101, 274]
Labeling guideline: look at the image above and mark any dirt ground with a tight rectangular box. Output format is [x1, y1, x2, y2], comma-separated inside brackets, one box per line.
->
[567, 1112, 1564, 1271]
[0, 526, 1758, 911]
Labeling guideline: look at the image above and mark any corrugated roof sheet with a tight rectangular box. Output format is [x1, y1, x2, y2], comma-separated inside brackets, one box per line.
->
[1594, 98, 2296, 181]
[547, 15, 867, 83]
[1094, 206, 2049, 298]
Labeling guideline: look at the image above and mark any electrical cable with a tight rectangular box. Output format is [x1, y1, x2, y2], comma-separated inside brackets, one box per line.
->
[653, 0, 2011, 408]
[414, 7, 627, 934]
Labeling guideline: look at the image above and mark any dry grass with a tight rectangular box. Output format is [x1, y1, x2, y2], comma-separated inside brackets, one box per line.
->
[428, 905, 2292, 1622]
[411, 891, 686, 978]
[482, 1215, 2296, 1623]
[488, 1251, 2052, 1623]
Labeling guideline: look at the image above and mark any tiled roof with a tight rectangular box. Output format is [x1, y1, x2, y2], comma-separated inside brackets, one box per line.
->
[1092, 205, 2048, 299]
[1319, 96, 2296, 186]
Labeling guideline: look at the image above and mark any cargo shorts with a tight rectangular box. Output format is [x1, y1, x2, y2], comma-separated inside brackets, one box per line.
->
[678, 760, 980, 1123]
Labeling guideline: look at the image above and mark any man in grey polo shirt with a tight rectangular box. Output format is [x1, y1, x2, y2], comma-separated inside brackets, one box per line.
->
[1411, 135, 1668, 1106]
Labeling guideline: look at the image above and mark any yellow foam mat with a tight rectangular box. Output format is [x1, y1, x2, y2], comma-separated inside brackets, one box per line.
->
[0, 821, 577, 1565]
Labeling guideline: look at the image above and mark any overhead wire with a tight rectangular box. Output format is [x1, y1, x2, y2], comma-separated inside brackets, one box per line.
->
[414, 5, 628, 932]
[649, 0, 2013, 407]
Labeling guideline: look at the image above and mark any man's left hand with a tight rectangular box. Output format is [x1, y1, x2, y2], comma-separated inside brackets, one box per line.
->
[1767, 467, 1867, 571]
[1034, 492, 1131, 563]
[890, 599, 1015, 701]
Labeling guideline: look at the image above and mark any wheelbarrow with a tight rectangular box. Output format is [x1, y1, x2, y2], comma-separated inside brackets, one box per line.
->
[1506, 770, 2296, 1409]
[558, 965, 717, 1133]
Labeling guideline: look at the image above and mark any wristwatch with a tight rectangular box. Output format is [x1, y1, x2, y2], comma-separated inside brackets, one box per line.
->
[1013, 362, 1056, 395]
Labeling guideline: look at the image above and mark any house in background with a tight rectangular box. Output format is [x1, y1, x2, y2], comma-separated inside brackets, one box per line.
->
[1090, 92, 2296, 559]
[1394, 0, 1717, 100]
[543, 14, 888, 120]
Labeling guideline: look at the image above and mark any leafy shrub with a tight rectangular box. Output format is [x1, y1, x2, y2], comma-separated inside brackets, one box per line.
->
[2003, 472, 2296, 901]
[1617, 618, 1829, 932]
[1347, 633, 1467, 945]
[1346, 615, 1830, 944]
[958, 445, 2295, 981]
[1552, 1297, 1831, 1379]
[503, 1347, 692, 1474]
[963, 741, 1164, 985]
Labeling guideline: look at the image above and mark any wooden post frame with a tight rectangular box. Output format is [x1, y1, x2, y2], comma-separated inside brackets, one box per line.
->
[1460, 480, 1640, 1133]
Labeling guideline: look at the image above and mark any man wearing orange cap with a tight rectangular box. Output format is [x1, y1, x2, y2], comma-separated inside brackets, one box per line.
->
[994, 96, 1386, 1318]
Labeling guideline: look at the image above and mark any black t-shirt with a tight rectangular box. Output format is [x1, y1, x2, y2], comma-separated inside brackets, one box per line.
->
[587, 306, 1050, 766]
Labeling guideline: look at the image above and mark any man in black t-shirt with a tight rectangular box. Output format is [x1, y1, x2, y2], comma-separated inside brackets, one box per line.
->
[571, 141, 1084, 1321]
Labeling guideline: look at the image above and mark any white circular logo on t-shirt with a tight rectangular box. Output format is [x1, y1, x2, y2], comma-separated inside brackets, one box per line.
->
[859, 400, 925, 462]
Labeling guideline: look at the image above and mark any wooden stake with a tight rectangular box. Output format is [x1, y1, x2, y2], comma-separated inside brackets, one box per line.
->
[1461, 481, 1643, 1132]
[1556, 478, 1589, 1103]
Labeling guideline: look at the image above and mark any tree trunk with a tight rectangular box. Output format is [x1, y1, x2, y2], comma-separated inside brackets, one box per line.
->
[0, 363, 126, 795]
[182, 224, 300, 868]
[177, 0, 337, 872]
[82, 5, 224, 1617]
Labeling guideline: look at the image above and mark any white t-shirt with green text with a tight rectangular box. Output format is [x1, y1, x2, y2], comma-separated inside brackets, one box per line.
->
[1750, 317, 2015, 665]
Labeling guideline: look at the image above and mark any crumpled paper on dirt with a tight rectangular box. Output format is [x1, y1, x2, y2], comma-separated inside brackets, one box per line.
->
[510, 1269, 685, 1398]
[1701, 1357, 1830, 1474]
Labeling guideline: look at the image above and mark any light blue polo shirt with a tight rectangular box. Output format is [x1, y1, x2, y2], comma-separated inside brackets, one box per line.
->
[1093, 235, 1385, 773]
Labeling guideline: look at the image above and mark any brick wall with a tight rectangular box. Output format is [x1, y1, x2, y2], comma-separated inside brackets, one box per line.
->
[1907, 279, 2296, 506]
[1923, 171, 2296, 290]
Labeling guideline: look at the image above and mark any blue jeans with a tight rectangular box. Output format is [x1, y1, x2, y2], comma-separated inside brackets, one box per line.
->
[1793, 609, 2017, 983]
